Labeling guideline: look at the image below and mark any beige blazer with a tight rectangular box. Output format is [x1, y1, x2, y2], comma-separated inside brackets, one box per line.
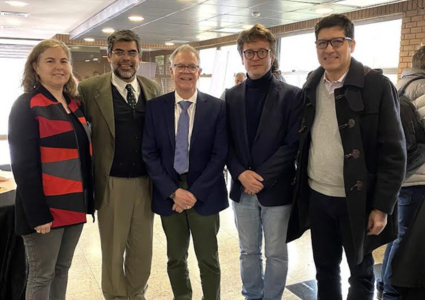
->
[78, 72, 161, 209]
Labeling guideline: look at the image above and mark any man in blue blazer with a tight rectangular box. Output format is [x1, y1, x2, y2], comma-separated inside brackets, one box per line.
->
[225, 24, 303, 300]
[142, 44, 228, 300]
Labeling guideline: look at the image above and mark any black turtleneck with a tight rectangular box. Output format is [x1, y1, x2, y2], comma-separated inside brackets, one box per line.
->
[245, 70, 273, 148]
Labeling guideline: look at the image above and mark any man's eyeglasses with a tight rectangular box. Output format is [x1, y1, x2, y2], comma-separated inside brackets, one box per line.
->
[243, 49, 271, 60]
[173, 64, 199, 73]
[315, 37, 352, 49]
[111, 50, 139, 57]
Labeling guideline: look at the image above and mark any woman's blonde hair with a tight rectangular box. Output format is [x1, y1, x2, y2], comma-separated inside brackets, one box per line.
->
[22, 39, 77, 97]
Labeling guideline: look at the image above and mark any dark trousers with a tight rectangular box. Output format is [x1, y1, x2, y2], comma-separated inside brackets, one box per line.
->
[160, 177, 221, 300]
[377, 186, 425, 300]
[309, 189, 375, 300]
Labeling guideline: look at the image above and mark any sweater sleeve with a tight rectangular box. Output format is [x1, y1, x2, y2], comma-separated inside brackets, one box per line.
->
[8, 94, 53, 228]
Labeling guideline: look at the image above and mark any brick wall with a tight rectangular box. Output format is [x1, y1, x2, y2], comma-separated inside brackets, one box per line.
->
[399, 0, 425, 76]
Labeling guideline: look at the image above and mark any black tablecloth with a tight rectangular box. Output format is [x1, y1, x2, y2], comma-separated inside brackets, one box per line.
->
[0, 189, 26, 300]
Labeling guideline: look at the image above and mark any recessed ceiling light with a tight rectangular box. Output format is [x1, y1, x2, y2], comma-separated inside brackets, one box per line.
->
[5, 1, 28, 7]
[84, 38, 95, 42]
[102, 28, 114, 34]
[0, 25, 22, 30]
[92, 58, 98, 61]
[7, 19, 21, 25]
[214, 28, 242, 33]
[0, 11, 29, 17]
[252, 11, 260, 18]
[315, 8, 334, 14]
[165, 42, 174, 46]
[85, 59, 91, 62]
[128, 15, 144, 22]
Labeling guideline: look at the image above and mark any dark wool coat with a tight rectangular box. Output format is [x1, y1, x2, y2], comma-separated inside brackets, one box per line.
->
[287, 58, 406, 264]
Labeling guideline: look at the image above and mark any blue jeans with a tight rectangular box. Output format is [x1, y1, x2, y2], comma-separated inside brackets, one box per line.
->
[22, 223, 83, 300]
[232, 192, 291, 300]
[377, 186, 425, 300]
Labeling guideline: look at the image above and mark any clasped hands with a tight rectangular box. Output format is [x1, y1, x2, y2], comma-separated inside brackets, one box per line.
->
[238, 170, 264, 195]
[172, 188, 197, 213]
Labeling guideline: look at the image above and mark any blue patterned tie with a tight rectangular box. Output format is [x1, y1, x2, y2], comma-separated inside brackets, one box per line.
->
[174, 101, 192, 174]
[125, 84, 137, 109]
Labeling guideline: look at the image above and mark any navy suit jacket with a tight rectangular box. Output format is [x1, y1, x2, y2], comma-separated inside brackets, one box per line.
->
[226, 76, 303, 206]
[142, 91, 228, 216]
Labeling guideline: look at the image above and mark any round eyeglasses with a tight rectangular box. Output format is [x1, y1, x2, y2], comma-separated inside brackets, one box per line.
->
[173, 64, 199, 73]
[243, 49, 271, 60]
[315, 37, 352, 49]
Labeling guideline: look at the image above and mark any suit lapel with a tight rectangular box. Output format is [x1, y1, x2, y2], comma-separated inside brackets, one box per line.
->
[190, 91, 207, 148]
[253, 78, 280, 144]
[233, 83, 250, 153]
[94, 73, 115, 138]
[163, 94, 176, 151]
[137, 76, 155, 100]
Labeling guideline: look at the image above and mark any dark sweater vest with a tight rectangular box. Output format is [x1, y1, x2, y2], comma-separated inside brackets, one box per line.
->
[110, 84, 147, 177]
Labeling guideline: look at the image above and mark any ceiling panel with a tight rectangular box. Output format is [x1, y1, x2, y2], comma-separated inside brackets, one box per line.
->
[201, 0, 273, 8]
[287, 0, 339, 3]
[249, 1, 315, 12]
[0, 0, 408, 57]
[293, 3, 359, 15]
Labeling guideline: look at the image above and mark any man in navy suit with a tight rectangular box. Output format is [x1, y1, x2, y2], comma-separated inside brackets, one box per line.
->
[225, 24, 303, 300]
[142, 44, 228, 300]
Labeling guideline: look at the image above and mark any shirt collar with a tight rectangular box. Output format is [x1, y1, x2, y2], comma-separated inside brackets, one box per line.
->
[111, 73, 139, 94]
[323, 70, 348, 84]
[175, 90, 198, 104]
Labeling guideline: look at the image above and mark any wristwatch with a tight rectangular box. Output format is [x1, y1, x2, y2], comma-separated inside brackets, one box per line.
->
[169, 192, 176, 199]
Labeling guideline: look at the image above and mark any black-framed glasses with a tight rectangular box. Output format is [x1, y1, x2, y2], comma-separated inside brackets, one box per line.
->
[173, 64, 199, 73]
[315, 37, 352, 49]
[243, 48, 271, 60]
[111, 50, 139, 57]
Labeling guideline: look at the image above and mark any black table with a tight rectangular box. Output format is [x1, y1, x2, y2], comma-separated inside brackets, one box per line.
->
[0, 185, 26, 300]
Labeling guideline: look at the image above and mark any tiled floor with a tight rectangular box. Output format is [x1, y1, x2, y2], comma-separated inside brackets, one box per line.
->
[66, 208, 385, 300]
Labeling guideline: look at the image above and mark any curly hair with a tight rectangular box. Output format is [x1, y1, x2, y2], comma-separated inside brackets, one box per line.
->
[22, 39, 77, 97]
[412, 46, 425, 70]
[236, 24, 276, 58]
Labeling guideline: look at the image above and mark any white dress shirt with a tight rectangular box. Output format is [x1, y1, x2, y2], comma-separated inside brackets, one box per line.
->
[323, 70, 348, 94]
[174, 90, 197, 150]
[111, 73, 140, 103]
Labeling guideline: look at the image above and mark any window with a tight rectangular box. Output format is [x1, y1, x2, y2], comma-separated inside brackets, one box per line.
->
[198, 48, 217, 96]
[279, 18, 402, 87]
[0, 57, 26, 165]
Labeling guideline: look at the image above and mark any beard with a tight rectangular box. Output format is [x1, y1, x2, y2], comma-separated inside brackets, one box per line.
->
[112, 63, 138, 81]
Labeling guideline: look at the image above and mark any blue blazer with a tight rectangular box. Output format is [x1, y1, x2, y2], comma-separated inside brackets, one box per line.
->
[226, 76, 303, 206]
[142, 91, 228, 216]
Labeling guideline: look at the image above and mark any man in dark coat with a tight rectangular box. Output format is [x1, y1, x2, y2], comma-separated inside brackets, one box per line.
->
[287, 14, 406, 300]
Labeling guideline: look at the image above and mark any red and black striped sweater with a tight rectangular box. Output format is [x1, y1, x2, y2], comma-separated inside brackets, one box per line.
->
[9, 85, 94, 235]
